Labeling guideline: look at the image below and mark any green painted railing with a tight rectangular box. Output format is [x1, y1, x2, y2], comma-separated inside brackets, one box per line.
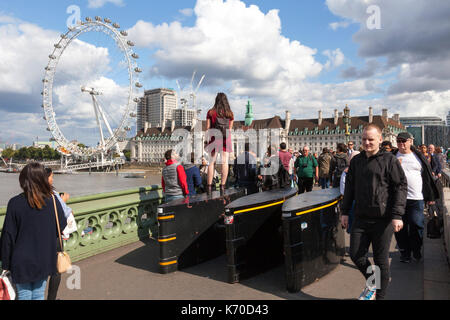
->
[0, 186, 164, 263]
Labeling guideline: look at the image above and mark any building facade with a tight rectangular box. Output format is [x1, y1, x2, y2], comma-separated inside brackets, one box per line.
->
[130, 106, 405, 163]
[137, 89, 178, 131]
[401, 116, 449, 148]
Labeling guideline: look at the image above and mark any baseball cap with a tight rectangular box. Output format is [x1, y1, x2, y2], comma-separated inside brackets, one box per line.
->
[397, 132, 413, 140]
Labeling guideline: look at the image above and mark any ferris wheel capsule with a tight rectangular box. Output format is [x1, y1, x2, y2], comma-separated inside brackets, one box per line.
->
[49, 54, 56, 60]
[135, 82, 143, 88]
[104, 18, 112, 24]
[85, 17, 92, 22]
[124, 126, 131, 131]
[131, 53, 139, 59]
[120, 30, 128, 36]
[134, 67, 142, 73]
[133, 98, 140, 103]
[112, 23, 120, 29]
[95, 16, 102, 22]
[127, 40, 135, 47]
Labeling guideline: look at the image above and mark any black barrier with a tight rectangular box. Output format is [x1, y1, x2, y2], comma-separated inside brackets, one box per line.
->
[157, 188, 246, 274]
[282, 188, 345, 293]
[224, 187, 298, 283]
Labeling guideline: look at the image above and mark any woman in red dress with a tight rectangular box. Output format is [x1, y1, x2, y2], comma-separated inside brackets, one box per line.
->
[206, 93, 234, 193]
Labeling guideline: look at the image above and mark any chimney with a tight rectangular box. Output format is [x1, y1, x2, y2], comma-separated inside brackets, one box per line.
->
[171, 120, 175, 132]
[369, 107, 373, 124]
[144, 121, 149, 133]
[318, 110, 323, 126]
[393, 114, 400, 122]
[334, 109, 338, 125]
[285, 110, 291, 131]
[382, 108, 388, 119]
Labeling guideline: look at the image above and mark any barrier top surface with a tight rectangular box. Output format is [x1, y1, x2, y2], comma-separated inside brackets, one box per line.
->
[225, 187, 297, 210]
[282, 188, 341, 214]
[158, 188, 244, 209]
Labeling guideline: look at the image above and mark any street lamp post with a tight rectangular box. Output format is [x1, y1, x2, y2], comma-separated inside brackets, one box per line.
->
[343, 105, 351, 145]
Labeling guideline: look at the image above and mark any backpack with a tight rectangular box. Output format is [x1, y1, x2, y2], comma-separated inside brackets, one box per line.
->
[333, 156, 348, 187]
[318, 153, 332, 178]
[278, 159, 292, 188]
[215, 117, 230, 135]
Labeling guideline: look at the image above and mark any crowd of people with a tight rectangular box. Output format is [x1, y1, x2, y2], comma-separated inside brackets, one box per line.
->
[0, 92, 448, 301]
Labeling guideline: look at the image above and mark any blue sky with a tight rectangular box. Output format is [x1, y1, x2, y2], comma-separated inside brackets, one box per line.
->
[0, 0, 449, 147]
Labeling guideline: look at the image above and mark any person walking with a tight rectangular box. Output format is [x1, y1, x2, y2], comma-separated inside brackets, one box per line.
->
[162, 149, 189, 202]
[294, 146, 318, 194]
[427, 144, 442, 178]
[347, 141, 355, 158]
[330, 143, 349, 188]
[205, 92, 234, 194]
[393, 132, 439, 263]
[435, 147, 446, 171]
[341, 124, 407, 300]
[318, 148, 333, 189]
[0, 162, 67, 300]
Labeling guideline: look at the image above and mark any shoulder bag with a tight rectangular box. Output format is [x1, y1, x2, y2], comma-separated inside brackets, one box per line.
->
[52, 195, 72, 273]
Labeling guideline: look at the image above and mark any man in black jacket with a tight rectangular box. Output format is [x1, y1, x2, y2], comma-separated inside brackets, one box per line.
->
[393, 132, 439, 262]
[341, 124, 407, 300]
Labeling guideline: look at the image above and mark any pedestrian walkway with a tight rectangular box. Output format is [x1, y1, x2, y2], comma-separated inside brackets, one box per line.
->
[57, 231, 434, 300]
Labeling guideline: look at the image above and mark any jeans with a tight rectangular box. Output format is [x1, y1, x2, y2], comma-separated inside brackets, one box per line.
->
[165, 195, 184, 203]
[394, 199, 424, 257]
[16, 279, 48, 300]
[319, 177, 330, 189]
[349, 219, 394, 300]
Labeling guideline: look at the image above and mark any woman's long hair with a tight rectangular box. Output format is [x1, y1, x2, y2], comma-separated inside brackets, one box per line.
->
[19, 162, 52, 209]
[213, 93, 234, 119]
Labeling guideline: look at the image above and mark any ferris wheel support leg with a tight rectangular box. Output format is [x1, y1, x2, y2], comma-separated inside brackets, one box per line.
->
[95, 98, 122, 156]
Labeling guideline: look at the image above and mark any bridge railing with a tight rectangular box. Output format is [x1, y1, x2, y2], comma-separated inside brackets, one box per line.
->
[440, 169, 450, 263]
[0, 186, 164, 263]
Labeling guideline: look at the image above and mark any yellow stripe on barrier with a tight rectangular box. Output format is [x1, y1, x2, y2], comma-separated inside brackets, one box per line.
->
[295, 199, 340, 216]
[158, 215, 175, 220]
[158, 237, 176, 243]
[159, 260, 177, 266]
[234, 200, 286, 215]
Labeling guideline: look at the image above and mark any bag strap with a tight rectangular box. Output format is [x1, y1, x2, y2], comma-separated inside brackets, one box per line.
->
[52, 195, 63, 251]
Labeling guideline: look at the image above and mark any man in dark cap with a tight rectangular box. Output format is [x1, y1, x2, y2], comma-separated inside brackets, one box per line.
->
[392, 132, 439, 263]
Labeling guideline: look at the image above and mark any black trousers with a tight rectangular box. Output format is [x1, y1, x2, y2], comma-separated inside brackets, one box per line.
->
[349, 218, 394, 300]
[47, 239, 63, 300]
[297, 177, 314, 194]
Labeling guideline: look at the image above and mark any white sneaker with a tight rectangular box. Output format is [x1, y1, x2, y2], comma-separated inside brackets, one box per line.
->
[358, 286, 376, 300]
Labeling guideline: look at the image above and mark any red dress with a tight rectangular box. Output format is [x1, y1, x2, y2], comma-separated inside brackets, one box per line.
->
[206, 109, 233, 155]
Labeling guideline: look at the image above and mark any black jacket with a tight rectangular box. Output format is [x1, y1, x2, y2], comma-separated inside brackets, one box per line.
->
[0, 194, 67, 284]
[342, 150, 407, 221]
[392, 147, 439, 202]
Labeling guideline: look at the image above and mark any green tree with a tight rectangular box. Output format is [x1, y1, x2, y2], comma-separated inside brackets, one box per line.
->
[1, 148, 16, 160]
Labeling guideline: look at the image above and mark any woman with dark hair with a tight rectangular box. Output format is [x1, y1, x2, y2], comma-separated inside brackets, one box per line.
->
[0, 162, 67, 300]
[205, 93, 234, 193]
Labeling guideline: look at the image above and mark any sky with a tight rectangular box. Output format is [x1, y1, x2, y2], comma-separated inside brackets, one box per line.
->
[0, 0, 449, 147]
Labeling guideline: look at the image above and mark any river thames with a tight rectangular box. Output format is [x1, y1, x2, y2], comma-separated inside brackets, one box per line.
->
[0, 172, 161, 207]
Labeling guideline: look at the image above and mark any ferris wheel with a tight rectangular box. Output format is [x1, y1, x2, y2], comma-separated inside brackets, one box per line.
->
[42, 16, 143, 158]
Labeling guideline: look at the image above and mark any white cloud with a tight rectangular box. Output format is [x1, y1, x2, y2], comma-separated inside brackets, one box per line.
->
[329, 21, 350, 30]
[128, 0, 323, 103]
[179, 8, 194, 17]
[87, 0, 125, 9]
[0, 15, 134, 146]
[323, 48, 345, 70]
